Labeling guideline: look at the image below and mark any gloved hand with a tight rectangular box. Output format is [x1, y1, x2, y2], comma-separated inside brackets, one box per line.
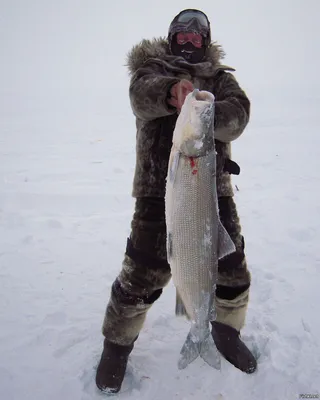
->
[168, 79, 194, 112]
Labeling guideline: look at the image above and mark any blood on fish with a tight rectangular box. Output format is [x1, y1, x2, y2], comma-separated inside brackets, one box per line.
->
[189, 157, 198, 175]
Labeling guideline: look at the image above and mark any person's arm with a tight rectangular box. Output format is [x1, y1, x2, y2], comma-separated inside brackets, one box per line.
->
[129, 60, 180, 121]
[213, 72, 250, 142]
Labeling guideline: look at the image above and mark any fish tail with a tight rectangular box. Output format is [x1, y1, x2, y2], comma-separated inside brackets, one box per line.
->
[218, 219, 236, 259]
[199, 333, 221, 369]
[178, 330, 221, 370]
[178, 332, 200, 370]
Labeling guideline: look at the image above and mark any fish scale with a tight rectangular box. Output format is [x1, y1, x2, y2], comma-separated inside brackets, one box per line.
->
[169, 152, 217, 321]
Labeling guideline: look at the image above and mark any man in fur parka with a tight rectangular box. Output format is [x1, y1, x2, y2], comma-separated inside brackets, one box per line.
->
[96, 9, 257, 394]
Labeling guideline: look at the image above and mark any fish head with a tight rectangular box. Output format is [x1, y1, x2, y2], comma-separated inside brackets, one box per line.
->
[173, 89, 215, 157]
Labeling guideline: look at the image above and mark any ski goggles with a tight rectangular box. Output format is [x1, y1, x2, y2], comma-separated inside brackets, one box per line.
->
[170, 10, 210, 39]
[176, 32, 203, 48]
[175, 10, 209, 29]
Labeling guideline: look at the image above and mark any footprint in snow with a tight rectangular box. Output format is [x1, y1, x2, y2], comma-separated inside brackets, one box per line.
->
[22, 235, 34, 244]
[46, 219, 63, 229]
[288, 228, 315, 243]
[53, 328, 87, 358]
[301, 318, 311, 334]
[242, 332, 270, 362]
[286, 334, 302, 352]
[43, 311, 67, 326]
[264, 272, 275, 280]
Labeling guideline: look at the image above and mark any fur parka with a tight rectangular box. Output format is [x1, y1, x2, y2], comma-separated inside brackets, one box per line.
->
[126, 37, 250, 198]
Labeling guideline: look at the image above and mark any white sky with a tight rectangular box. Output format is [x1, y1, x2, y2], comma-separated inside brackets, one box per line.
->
[1, 0, 319, 96]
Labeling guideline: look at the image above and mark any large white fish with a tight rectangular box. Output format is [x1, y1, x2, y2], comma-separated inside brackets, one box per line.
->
[165, 89, 236, 369]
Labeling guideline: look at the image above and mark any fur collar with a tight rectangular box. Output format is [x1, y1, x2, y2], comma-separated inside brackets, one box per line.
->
[126, 37, 229, 75]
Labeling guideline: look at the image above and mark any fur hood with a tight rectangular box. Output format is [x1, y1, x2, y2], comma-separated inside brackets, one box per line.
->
[126, 37, 229, 75]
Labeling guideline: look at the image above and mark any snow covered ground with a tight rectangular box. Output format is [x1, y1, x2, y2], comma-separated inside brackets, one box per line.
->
[1, 1, 320, 399]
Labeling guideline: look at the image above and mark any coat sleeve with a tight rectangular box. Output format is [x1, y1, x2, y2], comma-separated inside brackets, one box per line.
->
[129, 60, 180, 121]
[213, 72, 250, 143]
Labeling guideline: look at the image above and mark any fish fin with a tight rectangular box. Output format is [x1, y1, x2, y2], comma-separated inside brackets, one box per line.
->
[178, 332, 200, 370]
[209, 304, 217, 322]
[218, 220, 236, 260]
[175, 289, 190, 319]
[200, 333, 221, 369]
[169, 150, 180, 183]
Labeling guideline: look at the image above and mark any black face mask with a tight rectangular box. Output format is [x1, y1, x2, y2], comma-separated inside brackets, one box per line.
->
[171, 40, 206, 64]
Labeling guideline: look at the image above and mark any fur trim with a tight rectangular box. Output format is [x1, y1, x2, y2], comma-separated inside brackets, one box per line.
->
[215, 288, 249, 331]
[126, 37, 226, 75]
